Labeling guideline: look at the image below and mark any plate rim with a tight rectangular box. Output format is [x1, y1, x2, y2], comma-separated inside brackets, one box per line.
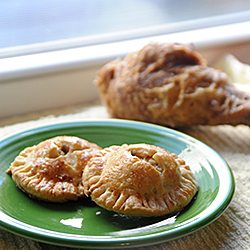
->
[0, 119, 235, 248]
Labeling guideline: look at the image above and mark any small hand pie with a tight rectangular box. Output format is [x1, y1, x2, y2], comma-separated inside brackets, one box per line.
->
[82, 143, 198, 217]
[96, 43, 250, 127]
[7, 136, 101, 203]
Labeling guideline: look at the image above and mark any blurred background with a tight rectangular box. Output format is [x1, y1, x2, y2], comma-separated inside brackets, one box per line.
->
[1, 0, 250, 58]
[1, 0, 250, 119]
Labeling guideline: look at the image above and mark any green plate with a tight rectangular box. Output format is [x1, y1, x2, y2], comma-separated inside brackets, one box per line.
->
[0, 119, 234, 249]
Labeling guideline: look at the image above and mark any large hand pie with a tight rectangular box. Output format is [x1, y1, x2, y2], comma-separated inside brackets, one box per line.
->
[7, 136, 101, 202]
[82, 143, 198, 217]
[96, 43, 250, 127]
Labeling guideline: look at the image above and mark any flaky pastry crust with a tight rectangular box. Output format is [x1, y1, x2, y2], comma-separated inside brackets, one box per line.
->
[7, 136, 101, 202]
[83, 143, 198, 217]
[96, 43, 250, 127]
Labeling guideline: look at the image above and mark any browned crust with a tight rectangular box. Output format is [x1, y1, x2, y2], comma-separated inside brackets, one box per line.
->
[7, 136, 101, 202]
[96, 43, 250, 127]
[83, 143, 198, 217]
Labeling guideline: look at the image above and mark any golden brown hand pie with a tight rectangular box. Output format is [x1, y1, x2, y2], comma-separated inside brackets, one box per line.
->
[82, 143, 198, 217]
[96, 42, 250, 127]
[7, 136, 101, 203]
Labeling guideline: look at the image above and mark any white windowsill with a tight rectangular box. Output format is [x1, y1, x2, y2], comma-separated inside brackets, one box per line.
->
[1, 21, 250, 119]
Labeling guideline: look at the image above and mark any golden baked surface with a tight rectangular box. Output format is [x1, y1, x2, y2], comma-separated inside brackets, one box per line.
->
[82, 143, 198, 217]
[96, 43, 250, 127]
[7, 136, 101, 202]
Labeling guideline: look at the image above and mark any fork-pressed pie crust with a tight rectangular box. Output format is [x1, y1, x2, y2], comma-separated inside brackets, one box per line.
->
[7, 136, 101, 202]
[82, 143, 198, 217]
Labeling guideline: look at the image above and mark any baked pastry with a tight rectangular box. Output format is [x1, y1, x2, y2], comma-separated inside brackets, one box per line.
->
[7, 136, 101, 202]
[96, 43, 250, 127]
[83, 143, 198, 217]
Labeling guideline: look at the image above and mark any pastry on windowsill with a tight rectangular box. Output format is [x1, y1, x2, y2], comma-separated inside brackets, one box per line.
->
[96, 43, 250, 127]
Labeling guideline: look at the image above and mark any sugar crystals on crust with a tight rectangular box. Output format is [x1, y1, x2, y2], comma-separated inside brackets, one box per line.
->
[7, 136, 101, 203]
[82, 143, 198, 217]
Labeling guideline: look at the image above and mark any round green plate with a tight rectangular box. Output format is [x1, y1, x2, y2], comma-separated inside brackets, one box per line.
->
[0, 119, 234, 249]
